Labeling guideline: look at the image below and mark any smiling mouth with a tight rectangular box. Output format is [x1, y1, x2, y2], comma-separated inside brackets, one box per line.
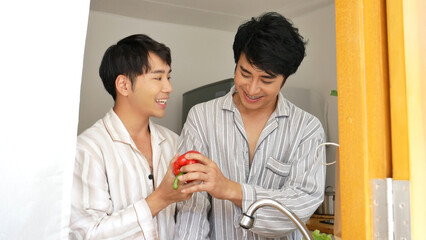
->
[155, 99, 167, 104]
[244, 91, 261, 100]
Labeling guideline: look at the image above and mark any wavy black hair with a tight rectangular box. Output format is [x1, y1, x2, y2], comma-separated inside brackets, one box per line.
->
[99, 34, 171, 100]
[233, 12, 307, 85]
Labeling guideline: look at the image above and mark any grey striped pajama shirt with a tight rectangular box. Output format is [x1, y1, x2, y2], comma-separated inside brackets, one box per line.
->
[175, 86, 326, 240]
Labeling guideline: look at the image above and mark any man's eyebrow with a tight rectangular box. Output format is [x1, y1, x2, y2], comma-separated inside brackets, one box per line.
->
[150, 69, 172, 74]
[240, 65, 276, 79]
[239, 65, 251, 74]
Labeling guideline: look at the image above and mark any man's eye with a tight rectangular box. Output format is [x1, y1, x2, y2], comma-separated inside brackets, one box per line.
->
[241, 72, 249, 78]
[262, 80, 272, 84]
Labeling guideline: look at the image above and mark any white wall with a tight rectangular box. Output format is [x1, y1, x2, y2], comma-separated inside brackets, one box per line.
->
[282, 5, 338, 188]
[79, 5, 338, 187]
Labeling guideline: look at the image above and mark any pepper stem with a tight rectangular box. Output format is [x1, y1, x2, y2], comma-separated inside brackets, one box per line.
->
[173, 172, 184, 190]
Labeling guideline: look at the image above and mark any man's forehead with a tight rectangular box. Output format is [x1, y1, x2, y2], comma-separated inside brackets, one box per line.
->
[146, 53, 170, 73]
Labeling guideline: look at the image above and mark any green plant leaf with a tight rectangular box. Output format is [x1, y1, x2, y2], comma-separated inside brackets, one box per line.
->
[303, 229, 333, 240]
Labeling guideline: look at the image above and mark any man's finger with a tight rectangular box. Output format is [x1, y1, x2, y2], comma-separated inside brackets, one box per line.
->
[170, 153, 179, 163]
[178, 171, 208, 183]
[180, 163, 209, 176]
[185, 152, 211, 165]
[181, 184, 205, 194]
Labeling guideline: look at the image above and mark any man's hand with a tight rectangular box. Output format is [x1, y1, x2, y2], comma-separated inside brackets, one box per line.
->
[178, 152, 243, 207]
[146, 154, 199, 217]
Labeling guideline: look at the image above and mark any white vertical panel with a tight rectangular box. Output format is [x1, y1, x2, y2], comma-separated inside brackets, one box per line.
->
[0, 1, 90, 239]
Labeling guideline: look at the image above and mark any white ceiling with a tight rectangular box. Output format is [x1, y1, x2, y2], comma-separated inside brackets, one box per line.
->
[90, 0, 334, 32]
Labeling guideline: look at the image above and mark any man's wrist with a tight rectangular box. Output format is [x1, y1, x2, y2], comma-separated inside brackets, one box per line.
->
[227, 181, 243, 208]
[146, 190, 169, 217]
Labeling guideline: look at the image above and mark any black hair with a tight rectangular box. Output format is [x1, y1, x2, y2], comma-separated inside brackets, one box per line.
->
[99, 34, 171, 100]
[233, 12, 307, 84]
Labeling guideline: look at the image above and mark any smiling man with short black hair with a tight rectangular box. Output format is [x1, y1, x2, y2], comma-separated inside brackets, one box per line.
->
[174, 12, 326, 240]
[70, 34, 196, 240]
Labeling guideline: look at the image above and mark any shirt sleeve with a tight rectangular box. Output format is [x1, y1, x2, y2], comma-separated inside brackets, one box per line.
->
[69, 147, 156, 240]
[239, 122, 326, 238]
[173, 109, 211, 240]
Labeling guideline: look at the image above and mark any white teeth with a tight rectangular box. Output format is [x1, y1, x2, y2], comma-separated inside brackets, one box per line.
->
[156, 99, 167, 104]
[246, 93, 260, 100]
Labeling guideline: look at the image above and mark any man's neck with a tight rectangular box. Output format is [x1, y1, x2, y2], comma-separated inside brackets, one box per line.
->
[113, 103, 150, 138]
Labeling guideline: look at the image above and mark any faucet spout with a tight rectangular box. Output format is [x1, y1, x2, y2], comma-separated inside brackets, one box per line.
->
[239, 198, 313, 240]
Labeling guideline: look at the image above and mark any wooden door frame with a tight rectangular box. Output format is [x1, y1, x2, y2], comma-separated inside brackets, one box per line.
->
[335, 0, 391, 239]
[335, 0, 426, 239]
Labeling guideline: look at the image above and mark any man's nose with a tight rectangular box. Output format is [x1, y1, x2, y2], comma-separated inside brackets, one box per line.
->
[247, 79, 260, 94]
[162, 78, 172, 93]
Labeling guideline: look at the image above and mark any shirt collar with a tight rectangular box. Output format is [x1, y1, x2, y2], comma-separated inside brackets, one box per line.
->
[221, 85, 290, 117]
[102, 108, 165, 147]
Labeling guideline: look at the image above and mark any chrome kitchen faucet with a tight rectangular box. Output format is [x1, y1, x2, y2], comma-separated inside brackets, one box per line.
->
[240, 198, 313, 240]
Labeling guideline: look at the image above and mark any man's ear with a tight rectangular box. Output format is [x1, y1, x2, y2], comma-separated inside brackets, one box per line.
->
[115, 75, 131, 97]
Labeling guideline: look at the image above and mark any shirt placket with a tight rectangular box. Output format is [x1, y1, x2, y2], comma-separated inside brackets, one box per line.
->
[133, 146, 154, 193]
[233, 111, 251, 182]
[243, 139, 250, 181]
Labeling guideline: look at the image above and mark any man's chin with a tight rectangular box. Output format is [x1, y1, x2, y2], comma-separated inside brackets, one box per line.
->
[152, 111, 166, 119]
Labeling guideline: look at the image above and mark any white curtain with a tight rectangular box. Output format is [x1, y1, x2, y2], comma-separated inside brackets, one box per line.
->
[0, 1, 90, 239]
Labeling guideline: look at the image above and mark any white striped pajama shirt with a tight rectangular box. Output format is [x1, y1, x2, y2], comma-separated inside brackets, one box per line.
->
[70, 109, 178, 240]
[174, 86, 326, 240]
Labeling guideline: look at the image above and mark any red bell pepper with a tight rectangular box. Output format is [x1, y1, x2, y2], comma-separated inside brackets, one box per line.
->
[173, 151, 200, 190]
